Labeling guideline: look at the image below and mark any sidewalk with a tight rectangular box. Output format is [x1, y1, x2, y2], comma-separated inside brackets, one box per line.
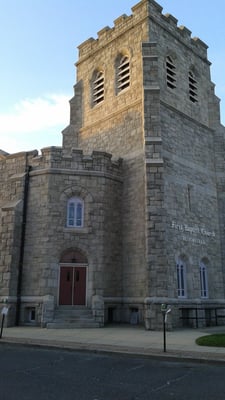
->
[1, 324, 225, 363]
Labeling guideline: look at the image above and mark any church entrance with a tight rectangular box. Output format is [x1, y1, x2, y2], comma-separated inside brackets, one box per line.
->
[59, 266, 86, 305]
[59, 249, 87, 306]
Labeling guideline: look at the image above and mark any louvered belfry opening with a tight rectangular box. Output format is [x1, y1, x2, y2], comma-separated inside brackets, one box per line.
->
[166, 56, 176, 89]
[117, 55, 130, 92]
[189, 71, 198, 102]
[93, 71, 104, 105]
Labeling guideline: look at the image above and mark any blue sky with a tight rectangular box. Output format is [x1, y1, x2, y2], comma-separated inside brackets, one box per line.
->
[1, 0, 225, 154]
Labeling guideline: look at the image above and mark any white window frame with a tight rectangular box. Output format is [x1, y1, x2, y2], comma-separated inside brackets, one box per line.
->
[199, 261, 208, 298]
[177, 260, 187, 298]
[67, 197, 84, 228]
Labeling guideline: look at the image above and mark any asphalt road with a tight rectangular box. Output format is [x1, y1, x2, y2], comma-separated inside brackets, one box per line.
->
[0, 344, 224, 400]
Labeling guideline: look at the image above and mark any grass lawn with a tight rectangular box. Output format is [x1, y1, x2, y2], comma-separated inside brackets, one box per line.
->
[196, 334, 225, 347]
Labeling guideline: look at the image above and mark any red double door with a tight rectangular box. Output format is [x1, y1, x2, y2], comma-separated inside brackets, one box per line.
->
[59, 266, 86, 305]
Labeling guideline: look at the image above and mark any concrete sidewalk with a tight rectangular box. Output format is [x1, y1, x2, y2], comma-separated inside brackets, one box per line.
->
[1, 324, 225, 363]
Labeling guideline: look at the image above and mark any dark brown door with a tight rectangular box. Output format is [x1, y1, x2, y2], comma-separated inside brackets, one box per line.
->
[59, 266, 73, 305]
[59, 266, 86, 305]
[73, 267, 86, 305]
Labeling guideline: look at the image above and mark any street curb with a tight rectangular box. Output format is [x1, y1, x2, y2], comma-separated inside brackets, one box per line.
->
[1, 336, 225, 365]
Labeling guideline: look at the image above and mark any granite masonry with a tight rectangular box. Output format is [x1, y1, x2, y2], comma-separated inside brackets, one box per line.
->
[1, 0, 225, 330]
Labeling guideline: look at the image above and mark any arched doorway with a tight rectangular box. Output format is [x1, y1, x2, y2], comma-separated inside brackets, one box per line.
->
[59, 249, 87, 306]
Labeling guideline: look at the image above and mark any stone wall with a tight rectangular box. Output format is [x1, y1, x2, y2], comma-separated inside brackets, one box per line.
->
[0, 151, 37, 325]
[0, 148, 122, 325]
[67, 1, 150, 311]
[142, 0, 225, 328]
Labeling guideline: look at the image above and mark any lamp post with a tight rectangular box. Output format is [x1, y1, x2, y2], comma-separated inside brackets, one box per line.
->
[161, 304, 171, 352]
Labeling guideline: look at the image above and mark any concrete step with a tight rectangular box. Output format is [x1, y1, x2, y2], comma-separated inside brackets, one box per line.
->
[46, 306, 100, 329]
[54, 308, 93, 319]
[47, 321, 101, 329]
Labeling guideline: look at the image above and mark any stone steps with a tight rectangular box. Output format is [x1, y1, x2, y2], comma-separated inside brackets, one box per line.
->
[46, 306, 101, 329]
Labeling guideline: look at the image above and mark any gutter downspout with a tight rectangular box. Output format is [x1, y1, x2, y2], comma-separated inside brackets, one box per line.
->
[15, 155, 31, 326]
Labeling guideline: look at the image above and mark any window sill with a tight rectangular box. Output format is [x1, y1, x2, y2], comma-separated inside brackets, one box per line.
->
[63, 227, 90, 234]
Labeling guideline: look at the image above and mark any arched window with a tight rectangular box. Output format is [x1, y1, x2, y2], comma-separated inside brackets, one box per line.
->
[67, 197, 84, 228]
[189, 70, 198, 102]
[199, 260, 208, 298]
[116, 54, 130, 93]
[166, 56, 176, 89]
[176, 258, 187, 298]
[92, 70, 104, 106]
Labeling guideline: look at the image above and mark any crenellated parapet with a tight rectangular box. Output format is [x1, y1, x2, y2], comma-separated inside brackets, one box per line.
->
[148, 2, 208, 58]
[77, 0, 208, 63]
[0, 150, 38, 177]
[30, 146, 122, 179]
[0, 147, 122, 181]
[78, 14, 134, 61]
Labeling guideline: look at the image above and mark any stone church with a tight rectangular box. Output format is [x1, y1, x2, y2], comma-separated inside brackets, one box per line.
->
[1, 0, 225, 330]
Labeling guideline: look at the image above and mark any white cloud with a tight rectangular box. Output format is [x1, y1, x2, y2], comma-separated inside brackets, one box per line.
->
[0, 94, 70, 153]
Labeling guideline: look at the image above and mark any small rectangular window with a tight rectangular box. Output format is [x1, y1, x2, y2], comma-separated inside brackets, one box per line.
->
[76, 203, 82, 227]
[177, 262, 187, 298]
[68, 203, 75, 226]
[200, 262, 208, 298]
